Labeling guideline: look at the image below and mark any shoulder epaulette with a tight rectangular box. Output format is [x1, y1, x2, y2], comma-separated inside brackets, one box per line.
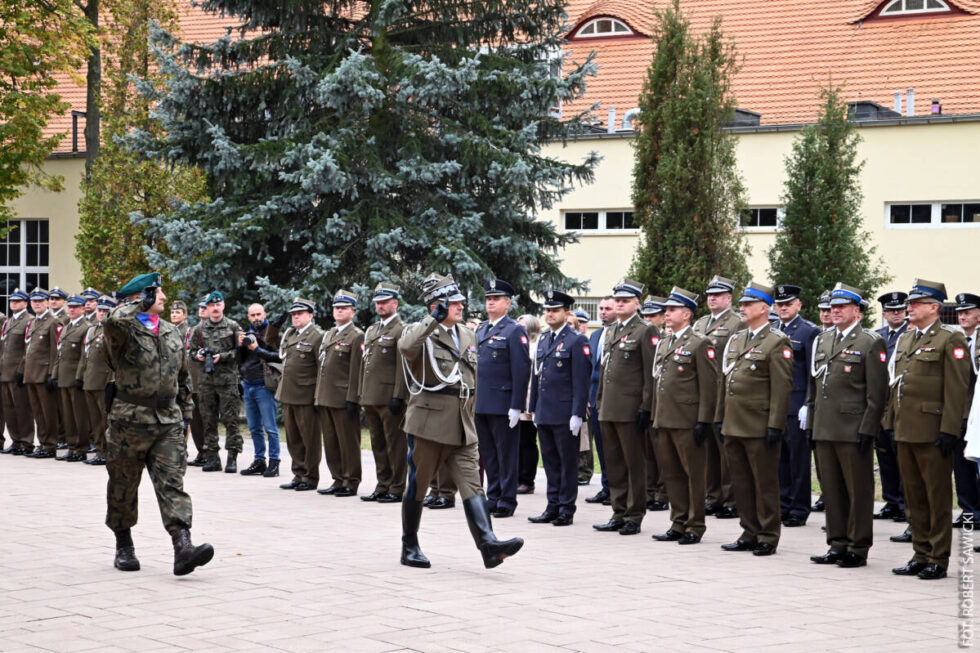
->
[863, 328, 883, 341]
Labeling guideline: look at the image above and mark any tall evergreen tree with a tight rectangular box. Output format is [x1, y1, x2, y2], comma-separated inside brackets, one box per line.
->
[630, 0, 748, 299]
[131, 0, 597, 319]
[75, 0, 208, 298]
[768, 85, 890, 324]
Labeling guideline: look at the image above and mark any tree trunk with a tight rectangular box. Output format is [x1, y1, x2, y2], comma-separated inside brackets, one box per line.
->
[83, 0, 100, 177]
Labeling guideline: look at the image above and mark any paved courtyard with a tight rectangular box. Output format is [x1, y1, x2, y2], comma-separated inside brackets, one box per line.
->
[0, 441, 969, 652]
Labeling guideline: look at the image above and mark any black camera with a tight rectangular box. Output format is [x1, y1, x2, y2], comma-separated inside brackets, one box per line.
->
[243, 333, 257, 347]
[198, 348, 216, 374]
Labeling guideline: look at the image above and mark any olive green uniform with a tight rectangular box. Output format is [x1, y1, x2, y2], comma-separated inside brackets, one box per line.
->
[597, 313, 657, 526]
[181, 321, 205, 456]
[884, 322, 970, 569]
[651, 327, 718, 537]
[21, 311, 60, 452]
[54, 316, 91, 456]
[77, 322, 112, 457]
[807, 326, 888, 560]
[358, 316, 409, 496]
[1, 311, 32, 452]
[276, 324, 325, 487]
[719, 324, 793, 547]
[103, 301, 195, 535]
[189, 317, 243, 455]
[693, 308, 744, 510]
[315, 323, 365, 491]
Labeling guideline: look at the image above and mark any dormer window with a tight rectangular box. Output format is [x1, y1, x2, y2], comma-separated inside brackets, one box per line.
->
[575, 17, 633, 38]
[881, 0, 950, 15]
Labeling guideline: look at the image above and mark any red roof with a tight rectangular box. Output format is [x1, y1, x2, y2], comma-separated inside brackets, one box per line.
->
[563, 0, 980, 126]
[45, 0, 980, 153]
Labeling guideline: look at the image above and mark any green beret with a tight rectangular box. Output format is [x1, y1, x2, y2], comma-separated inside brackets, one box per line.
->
[206, 290, 224, 304]
[119, 273, 162, 297]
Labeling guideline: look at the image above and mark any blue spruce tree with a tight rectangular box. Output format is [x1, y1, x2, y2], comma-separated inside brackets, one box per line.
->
[130, 0, 597, 318]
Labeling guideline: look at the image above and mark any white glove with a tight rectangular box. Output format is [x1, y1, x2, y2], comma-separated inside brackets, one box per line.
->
[569, 415, 583, 436]
[798, 405, 808, 430]
[507, 408, 521, 429]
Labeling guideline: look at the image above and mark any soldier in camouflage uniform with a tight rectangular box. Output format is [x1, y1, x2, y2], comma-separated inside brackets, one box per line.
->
[185, 299, 208, 466]
[103, 272, 213, 575]
[189, 291, 244, 473]
[77, 295, 116, 465]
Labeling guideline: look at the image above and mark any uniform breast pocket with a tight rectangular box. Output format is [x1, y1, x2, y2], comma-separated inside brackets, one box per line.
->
[838, 353, 863, 372]
[336, 344, 351, 357]
[745, 351, 768, 372]
[618, 342, 638, 360]
[913, 351, 941, 375]
[485, 340, 508, 361]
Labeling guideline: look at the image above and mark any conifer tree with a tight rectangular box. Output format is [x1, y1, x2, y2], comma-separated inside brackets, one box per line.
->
[630, 0, 748, 300]
[768, 85, 890, 323]
[131, 0, 597, 318]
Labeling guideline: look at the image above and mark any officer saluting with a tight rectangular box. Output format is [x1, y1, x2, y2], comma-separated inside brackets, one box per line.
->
[718, 281, 793, 556]
[887, 279, 970, 580]
[474, 279, 531, 518]
[103, 273, 213, 575]
[649, 287, 718, 545]
[806, 283, 887, 568]
[527, 290, 591, 526]
[398, 274, 523, 569]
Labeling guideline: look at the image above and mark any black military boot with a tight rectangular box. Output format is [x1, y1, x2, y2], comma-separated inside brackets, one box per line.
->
[262, 460, 280, 477]
[400, 498, 431, 568]
[463, 495, 524, 569]
[113, 529, 140, 572]
[201, 453, 222, 472]
[171, 529, 214, 576]
[240, 459, 266, 476]
[187, 452, 206, 467]
[224, 454, 237, 474]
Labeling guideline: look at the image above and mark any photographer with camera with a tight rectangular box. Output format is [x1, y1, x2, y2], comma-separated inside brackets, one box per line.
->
[237, 303, 283, 478]
[189, 291, 244, 473]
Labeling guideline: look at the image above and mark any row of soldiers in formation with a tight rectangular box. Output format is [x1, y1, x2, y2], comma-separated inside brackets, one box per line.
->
[2, 272, 976, 577]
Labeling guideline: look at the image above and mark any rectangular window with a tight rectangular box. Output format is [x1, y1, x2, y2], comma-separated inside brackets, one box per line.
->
[0, 219, 51, 307]
[886, 202, 980, 228]
[739, 207, 783, 230]
[562, 210, 637, 234]
[571, 298, 599, 324]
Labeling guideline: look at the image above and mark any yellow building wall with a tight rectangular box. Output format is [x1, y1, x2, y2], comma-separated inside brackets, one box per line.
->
[541, 120, 980, 309]
[9, 157, 85, 292]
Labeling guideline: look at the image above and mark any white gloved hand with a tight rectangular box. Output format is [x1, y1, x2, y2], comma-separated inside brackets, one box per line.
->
[798, 405, 808, 430]
[508, 408, 521, 429]
[569, 415, 583, 436]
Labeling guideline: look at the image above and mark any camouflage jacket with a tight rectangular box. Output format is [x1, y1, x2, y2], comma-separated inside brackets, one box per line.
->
[103, 301, 193, 425]
[188, 316, 242, 386]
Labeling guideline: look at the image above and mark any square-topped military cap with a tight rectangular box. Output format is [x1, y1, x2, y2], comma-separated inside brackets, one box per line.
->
[907, 279, 946, 303]
[739, 281, 775, 306]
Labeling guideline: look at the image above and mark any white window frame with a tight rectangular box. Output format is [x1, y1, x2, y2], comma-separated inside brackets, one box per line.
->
[0, 219, 51, 302]
[885, 201, 980, 229]
[571, 298, 600, 326]
[738, 206, 785, 232]
[562, 209, 639, 235]
[574, 17, 633, 38]
[881, 0, 950, 16]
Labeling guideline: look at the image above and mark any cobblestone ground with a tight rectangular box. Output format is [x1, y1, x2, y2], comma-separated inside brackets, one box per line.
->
[0, 439, 968, 652]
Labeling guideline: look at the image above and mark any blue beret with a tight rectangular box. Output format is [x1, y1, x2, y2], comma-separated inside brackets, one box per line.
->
[119, 273, 162, 297]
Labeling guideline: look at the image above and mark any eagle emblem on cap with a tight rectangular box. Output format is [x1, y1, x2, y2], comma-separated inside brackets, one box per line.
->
[546, 291, 553, 300]
[489, 280, 496, 290]
[777, 285, 785, 294]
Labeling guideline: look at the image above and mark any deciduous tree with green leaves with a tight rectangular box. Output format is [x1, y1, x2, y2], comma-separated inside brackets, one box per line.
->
[630, 0, 748, 301]
[129, 0, 597, 319]
[0, 0, 92, 225]
[767, 85, 890, 324]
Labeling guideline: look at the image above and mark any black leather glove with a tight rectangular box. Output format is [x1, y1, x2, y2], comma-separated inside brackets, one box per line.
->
[935, 432, 960, 459]
[635, 409, 651, 431]
[884, 429, 895, 442]
[45, 376, 57, 391]
[388, 397, 405, 415]
[765, 427, 782, 448]
[693, 422, 710, 447]
[139, 286, 157, 312]
[73, 379, 84, 390]
[270, 311, 289, 328]
[16, 372, 24, 387]
[713, 422, 724, 442]
[346, 401, 360, 418]
[806, 429, 815, 451]
[857, 432, 874, 454]
[430, 300, 449, 323]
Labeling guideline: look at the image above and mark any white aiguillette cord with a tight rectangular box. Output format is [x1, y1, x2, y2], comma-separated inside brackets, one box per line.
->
[401, 327, 466, 396]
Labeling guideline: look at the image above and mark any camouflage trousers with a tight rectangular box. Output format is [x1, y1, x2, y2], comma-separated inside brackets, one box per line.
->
[199, 382, 243, 454]
[105, 420, 192, 536]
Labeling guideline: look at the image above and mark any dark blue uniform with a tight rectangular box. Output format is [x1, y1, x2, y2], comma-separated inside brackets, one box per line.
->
[876, 322, 907, 514]
[529, 325, 591, 518]
[475, 315, 531, 512]
[775, 314, 819, 522]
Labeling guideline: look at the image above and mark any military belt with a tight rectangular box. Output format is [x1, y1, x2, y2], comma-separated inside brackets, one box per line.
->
[116, 389, 176, 410]
[426, 385, 473, 399]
